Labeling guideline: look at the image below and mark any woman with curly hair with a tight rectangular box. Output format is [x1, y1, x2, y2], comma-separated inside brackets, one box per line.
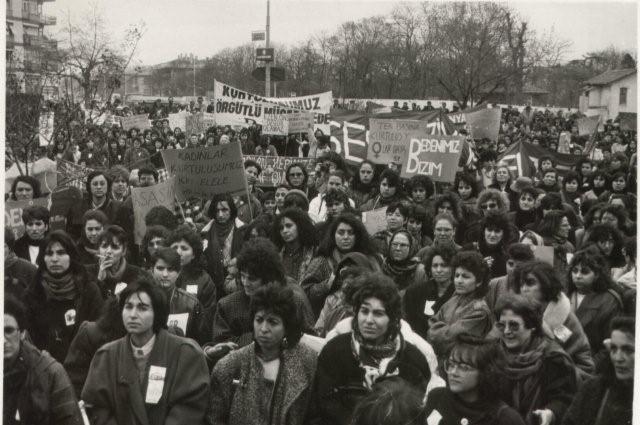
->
[272, 208, 318, 284]
[432, 192, 473, 244]
[583, 170, 610, 201]
[468, 212, 512, 278]
[454, 171, 480, 211]
[575, 202, 607, 248]
[489, 163, 516, 210]
[359, 169, 408, 211]
[507, 186, 540, 230]
[536, 209, 575, 274]
[584, 224, 627, 269]
[560, 170, 583, 214]
[407, 174, 436, 211]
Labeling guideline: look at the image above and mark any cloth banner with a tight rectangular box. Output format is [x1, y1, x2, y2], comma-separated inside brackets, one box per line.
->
[363, 208, 388, 235]
[263, 111, 289, 135]
[38, 112, 55, 147]
[243, 155, 316, 187]
[5, 158, 58, 195]
[5, 198, 51, 239]
[616, 112, 637, 132]
[186, 112, 216, 135]
[447, 104, 487, 129]
[168, 112, 187, 131]
[287, 112, 315, 133]
[368, 119, 433, 165]
[400, 135, 465, 182]
[329, 109, 458, 166]
[131, 177, 177, 244]
[161, 143, 247, 201]
[121, 114, 151, 131]
[498, 141, 579, 178]
[464, 107, 501, 141]
[576, 115, 600, 136]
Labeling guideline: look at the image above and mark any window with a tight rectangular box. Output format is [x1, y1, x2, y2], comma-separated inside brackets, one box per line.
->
[619, 87, 627, 105]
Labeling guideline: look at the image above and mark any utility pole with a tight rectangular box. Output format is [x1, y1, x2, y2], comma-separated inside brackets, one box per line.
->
[265, 0, 271, 97]
[193, 55, 196, 97]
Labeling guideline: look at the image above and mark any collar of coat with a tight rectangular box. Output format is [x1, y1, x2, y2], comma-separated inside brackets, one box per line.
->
[541, 292, 571, 340]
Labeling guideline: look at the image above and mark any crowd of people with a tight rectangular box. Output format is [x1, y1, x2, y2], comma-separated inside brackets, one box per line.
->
[3, 96, 637, 425]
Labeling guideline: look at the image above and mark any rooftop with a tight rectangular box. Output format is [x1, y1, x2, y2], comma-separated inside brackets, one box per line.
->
[583, 68, 636, 86]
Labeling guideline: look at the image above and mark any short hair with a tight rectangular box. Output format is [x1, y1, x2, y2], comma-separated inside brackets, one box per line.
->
[11, 175, 42, 200]
[610, 316, 635, 337]
[250, 285, 303, 346]
[562, 170, 582, 188]
[119, 279, 168, 333]
[536, 210, 568, 238]
[600, 204, 629, 230]
[567, 249, 614, 294]
[4, 294, 28, 330]
[283, 191, 309, 211]
[352, 274, 402, 339]
[108, 165, 130, 183]
[433, 192, 464, 221]
[318, 213, 377, 257]
[85, 171, 112, 196]
[142, 225, 170, 250]
[450, 251, 489, 296]
[327, 169, 347, 184]
[539, 192, 563, 211]
[519, 186, 539, 201]
[351, 377, 426, 425]
[236, 237, 285, 284]
[584, 224, 626, 267]
[481, 212, 512, 243]
[408, 175, 435, 198]
[208, 193, 238, 221]
[379, 168, 401, 188]
[272, 208, 317, 249]
[433, 212, 459, 229]
[514, 261, 563, 302]
[166, 224, 204, 262]
[507, 243, 535, 261]
[36, 230, 85, 278]
[138, 167, 159, 182]
[151, 246, 181, 271]
[82, 209, 109, 227]
[385, 201, 409, 217]
[494, 293, 543, 336]
[476, 189, 510, 213]
[324, 189, 351, 207]
[423, 243, 458, 276]
[448, 334, 500, 399]
[97, 225, 128, 249]
[145, 206, 179, 230]
[244, 159, 262, 176]
[22, 205, 50, 225]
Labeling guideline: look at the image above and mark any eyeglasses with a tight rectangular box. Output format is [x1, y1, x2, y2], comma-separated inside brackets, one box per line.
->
[391, 242, 410, 249]
[444, 359, 476, 373]
[495, 321, 522, 333]
[5, 326, 19, 336]
[288, 173, 303, 177]
[480, 203, 498, 210]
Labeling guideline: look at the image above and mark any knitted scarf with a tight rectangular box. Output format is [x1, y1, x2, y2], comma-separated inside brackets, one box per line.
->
[382, 257, 419, 290]
[41, 270, 77, 301]
[350, 327, 402, 390]
[500, 335, 546, 379]
[213, 219, 234, 241]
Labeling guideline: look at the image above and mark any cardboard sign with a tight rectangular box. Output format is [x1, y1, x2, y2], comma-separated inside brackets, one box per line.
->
[38, 112, 55, 147]
[263, 111, 289, 135]
[362, 207, 388, 235]
[531, 245, 554, 266]
[161, 143, 247, 201]
[400, 135, 464, 182]
[4, 198, 50, 239]
[557, 132, 571, 154]
[168, 112, 187, 130]
[243, 155, 315, 187]
[167, 313, 189, 335]
[120, 114, 151, 131]
[131, 177, 177, 244]
[576, 115, 600, 136]
[368, 119, 429, 165]
[186, 112, 216, 135]
[465, 107, 501, 141]
[287, 111, 315, 133]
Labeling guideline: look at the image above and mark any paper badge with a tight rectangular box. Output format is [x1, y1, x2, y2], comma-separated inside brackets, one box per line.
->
[424, 300, 436, 316]
[145, 365, 167, 404]
[64, 309, 77, 326]
[186, 285, 198, 295]
[427, 409, 443, 425]
[553, 325, 573, 343]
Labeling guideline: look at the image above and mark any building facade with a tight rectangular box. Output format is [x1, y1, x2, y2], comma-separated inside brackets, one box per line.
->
[579, 68, 637, 123]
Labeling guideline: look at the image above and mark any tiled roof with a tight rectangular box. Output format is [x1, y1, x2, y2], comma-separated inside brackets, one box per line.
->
[583, 68, 636, 86]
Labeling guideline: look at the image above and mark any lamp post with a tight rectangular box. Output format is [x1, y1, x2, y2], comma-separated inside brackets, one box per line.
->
[265, 0, 271, 97]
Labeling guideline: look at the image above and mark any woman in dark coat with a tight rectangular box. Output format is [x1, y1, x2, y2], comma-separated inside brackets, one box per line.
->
[313, 274, 431, 425]
[76, 209, 110, 268]
[349, 160, 378, 209]
[358, 169, 408, 212]
[466, 212, 511, 278]
[381, 230, 421, 292]
[68, 170, 122, 239]
[24, 230, 104, 363]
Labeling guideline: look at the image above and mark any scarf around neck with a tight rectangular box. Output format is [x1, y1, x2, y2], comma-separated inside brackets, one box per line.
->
[41, 270, 77, 301]
[350, 328, 402, 389]
[500, 335, 546, 379]
[213, 219, 234, 241]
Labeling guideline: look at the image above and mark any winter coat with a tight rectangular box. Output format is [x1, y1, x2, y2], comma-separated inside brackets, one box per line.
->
[165, 287, 204, 344]
[68, 197, 122, 240]
[4, 252, 37, 300]
[209, 342, 317, 425]
[204, 223, 246, 299]
[175, 263, 217, 310]
[562, 374, 633, 425]
[13, 234, 41, 265]
[90, 262, 154, 300]
[402, 278, 455, 341]
[3, 340, 83, 425]
[81, 329, 210, 425]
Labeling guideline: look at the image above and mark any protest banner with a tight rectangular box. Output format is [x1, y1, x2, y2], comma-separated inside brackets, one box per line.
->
[367, 119, 430, 165]
[161, 143, 247, 201]
[131, 177, 177, 244]
[38, 112, 55, 147]
[499, 141, 579, 177]
[243, 155, 316, 187]
[464, 107, 501, 141]
[120, 114, 151, 131]
[557, 132, 571, 154]
[362, 208, 388, 235]
[287, 111, 315, 133]
[5, 198, 51, 239]
[447, 104, 487, 129]
[400, 134, 464, 182]
[576, 115, 600, 136]
[49, 186, 83, 231]
[263, 111, 289, 135]
[185, 112, 216, 135]
[5, 157, 58, 195]
[168, 112, 187, 130]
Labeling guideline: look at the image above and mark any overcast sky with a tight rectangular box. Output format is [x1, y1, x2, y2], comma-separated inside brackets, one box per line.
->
[44, 0, 638, 66]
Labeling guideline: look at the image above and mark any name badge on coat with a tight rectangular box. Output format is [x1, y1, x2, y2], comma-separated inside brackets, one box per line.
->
[145, 365, 166, 404]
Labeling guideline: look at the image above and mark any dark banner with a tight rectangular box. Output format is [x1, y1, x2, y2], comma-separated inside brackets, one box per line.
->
[499, 141, 579, 177]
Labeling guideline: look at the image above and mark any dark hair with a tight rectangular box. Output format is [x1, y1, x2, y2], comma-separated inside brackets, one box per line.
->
[589, 169, 610, 188]
[352, 274, 402, 340]
[450, 251, 489, 296]
[242, 215, 274, 242]
[145, 206, 179, 230]
[507, 243, 535, 262]
[494, 293, 543, 336]
[318, 213, 377, 257]
[453, 172, 479, 199]
[283, 191, 309, 211]
[5, 294, 28, 330]
[514, 261, 563, 302]
[97, 225, 128, 249]
[385, 201, 409, 218]
[433, 192, 464, 222]
[536, 210, 569, 238]
[36, 230, 85, 277]
[285, 162, 308, 188]
[408, 175, 435, 199]
[599, 204, 629, 231]
[11, 175, 42, 200]
[567, 249, 614, 294]
[379, 168, 401, 188]
[142, 225, 170, 250]
[433, 212, 459, 229]
[583, 202, 607, 228]
[250, 285, 303, 346]
[623, 237, 636, 261]
[151, 246, 181, 271]
[327, 169, 347, 184]
[22, 205, 50, 225]
[319, 151, 349, 174]
[272, 208, 317, 248]
[236, 237, 285, 284]
[138, 167, 159, 182]
[85, 171, 112, 196]
[351, 377, 426, 425]
[166, 224, 203, 263]
[481, 212, 512, 244]
[82, 209, 109, 227]
[244, 159, 262, 176]
[208, 193, 238, 221]
[448, 334, 501, 400]
[539, 192, 563, 211]
[584, 224, 626, 268]
[562, 170, 582, 190]
[476, 189, 509, 213]
[609, 171, 627, 192]
[119, 279, 168, 333]
[324, 189, 353, 210]
[351, 160, 378, 192]
[423, 243, 457, 277]
[610, 316, 635, 337]
[108, 165, 130, 183]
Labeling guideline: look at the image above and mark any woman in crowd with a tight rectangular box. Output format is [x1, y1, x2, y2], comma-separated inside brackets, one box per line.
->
[600, 171, 631, 201]
[123, 136, 150, 167]
[493, 294, 577, 425]
[537, 210, 575, 273]
[108, 165, 130, 202]
[560, 171, 583, 214]
[75, 209, 109, 268]
[140, 225, 170, 270]
[465, 189, 512, 243]
[167, 224, 217, 310]
[566, 250, 623, 365]
[210, 285, 317, 425]
[313, 275, 432, 425]
[309, 170, 354, 223]
[24, 230, 104, 362]
[150, 247, 203, 342]
[272, 208, 318, 284]
[425, 212, 462, 253]
[69, 171, 122, 238]
[563, 316, 634, 425]
[488, 163, 516, 210]
[403, 243, 456, 341]
[508, 186, 539, 229]
[427, 250, 493, 358]
[535, 155, 556, 183]
[285, 162, 309, 195]
[81, 279, 210, 425]
[95, 225, 152, 299]
[513, 261, 595, 381]
[405, 204, 432, 249]
[583, 223, 627, 269]
[349, 160, 378, 209]
[537, 167, 561, 193]
[424, 334, 526, 425]
[359, 169, 407, 211]
[473, 212, 511, 278]
[273, 184, 289, 215]
[575, 202, 607, 248]
[350, 378, 426, 425]
[301, 213, 380, 316]
[454, 171, 480, 211]
[407, 174, 436, 211]
[381, 230, 421, 292]
[583, 170, 609, 201]
[600, 204, 634, 237]
[10, 175, 41, 201]
[431, 192, 466, 243]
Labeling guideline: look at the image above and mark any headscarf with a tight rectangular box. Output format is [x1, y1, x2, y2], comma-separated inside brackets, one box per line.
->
[382, 230, 420, 290]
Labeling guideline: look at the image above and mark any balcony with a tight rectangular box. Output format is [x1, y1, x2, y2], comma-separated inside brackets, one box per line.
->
[23, 34, 58, 50]
[43, 15, 57, 25]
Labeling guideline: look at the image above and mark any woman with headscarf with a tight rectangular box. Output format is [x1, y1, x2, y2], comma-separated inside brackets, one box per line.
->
[381, 230, 421, 292]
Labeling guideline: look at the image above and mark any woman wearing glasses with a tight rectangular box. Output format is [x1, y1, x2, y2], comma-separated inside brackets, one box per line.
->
[493, 294, 577, 425]
[382, 230, 421, 292]
[423, 334, 525, 425]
